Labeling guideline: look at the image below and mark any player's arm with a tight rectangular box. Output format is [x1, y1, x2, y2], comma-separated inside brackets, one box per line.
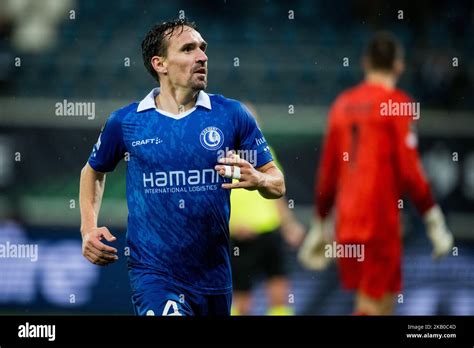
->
[392, 102, 453, 259]
[255, 160, 285, 198]
[79, 111, 126, 266]
[216, 156, 285, 199]
[315, 109, 340, 220]
[392, 117, 434, 214]
[79, 164, 118, 266]
[80, 163, 105, 232]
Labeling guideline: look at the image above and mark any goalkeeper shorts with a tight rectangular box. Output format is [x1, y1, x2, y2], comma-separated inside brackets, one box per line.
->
[337, 239, 401, 299]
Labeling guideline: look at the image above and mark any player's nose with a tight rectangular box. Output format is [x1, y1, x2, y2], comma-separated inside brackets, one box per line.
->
[196, 50, 208, 64]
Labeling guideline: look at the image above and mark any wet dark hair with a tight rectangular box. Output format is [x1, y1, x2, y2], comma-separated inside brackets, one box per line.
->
[141, 18, 198, 82]
[365, 31, 404, 71]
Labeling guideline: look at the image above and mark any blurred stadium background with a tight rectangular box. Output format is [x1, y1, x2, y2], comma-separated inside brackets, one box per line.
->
[0, 0, 473, 314]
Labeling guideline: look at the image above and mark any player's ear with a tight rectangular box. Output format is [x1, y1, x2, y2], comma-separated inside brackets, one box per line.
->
[151, 55, 168, 75]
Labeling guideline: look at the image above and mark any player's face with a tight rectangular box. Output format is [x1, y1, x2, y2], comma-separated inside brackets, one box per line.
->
[164, 26, 208, 91]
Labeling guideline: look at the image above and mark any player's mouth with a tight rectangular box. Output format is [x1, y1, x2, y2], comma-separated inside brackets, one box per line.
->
[194, 67, 207, 75]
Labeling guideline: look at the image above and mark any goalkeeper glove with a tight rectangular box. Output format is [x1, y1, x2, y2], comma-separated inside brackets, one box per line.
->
[298, 217, 332, 270]
[423, 205, 454, 260]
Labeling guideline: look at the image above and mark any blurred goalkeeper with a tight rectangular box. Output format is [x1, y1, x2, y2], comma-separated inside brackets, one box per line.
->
[299, 32, 454, 315]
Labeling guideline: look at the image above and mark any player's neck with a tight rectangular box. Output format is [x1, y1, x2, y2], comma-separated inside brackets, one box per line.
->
[155, 86, 199, 115]
[365, 72, 397, 90]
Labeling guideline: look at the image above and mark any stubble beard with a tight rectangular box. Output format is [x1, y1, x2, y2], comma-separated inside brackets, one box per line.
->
[191, 75, 207, 91]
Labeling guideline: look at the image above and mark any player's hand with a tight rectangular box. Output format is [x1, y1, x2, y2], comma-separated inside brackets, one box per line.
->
[215, 152, 263, 191]
[81, 226, 119, 266]
[423, 205, 454, 260]
[281, 220, 305, 248]
[297, 217, 332, 270]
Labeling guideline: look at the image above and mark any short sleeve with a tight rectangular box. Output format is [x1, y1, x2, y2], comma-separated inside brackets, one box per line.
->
[235, 103, 273, 168]
[88, 112, 127, 172]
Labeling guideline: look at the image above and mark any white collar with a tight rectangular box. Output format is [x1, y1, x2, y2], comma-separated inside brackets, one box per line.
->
[137, 87, 211, 119]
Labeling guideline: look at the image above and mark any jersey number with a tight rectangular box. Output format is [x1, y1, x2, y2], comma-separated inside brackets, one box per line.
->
[162, 300, 182, 316]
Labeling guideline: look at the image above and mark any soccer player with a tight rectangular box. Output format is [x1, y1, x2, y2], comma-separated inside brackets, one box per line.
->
[79, 19, 285, 316]
[298, 32, 454, 315]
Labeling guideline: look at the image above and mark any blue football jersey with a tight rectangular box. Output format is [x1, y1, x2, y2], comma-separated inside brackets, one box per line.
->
[88, 88, 273, 295]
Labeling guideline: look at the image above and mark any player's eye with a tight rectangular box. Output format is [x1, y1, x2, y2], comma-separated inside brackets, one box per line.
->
[183, 45, 193, 52]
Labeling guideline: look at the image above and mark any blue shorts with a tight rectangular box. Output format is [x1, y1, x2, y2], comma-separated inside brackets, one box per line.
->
[129, 270, 232, 316]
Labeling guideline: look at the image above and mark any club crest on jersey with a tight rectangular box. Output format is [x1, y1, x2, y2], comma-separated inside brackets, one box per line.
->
[200, 127, 224, 150]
